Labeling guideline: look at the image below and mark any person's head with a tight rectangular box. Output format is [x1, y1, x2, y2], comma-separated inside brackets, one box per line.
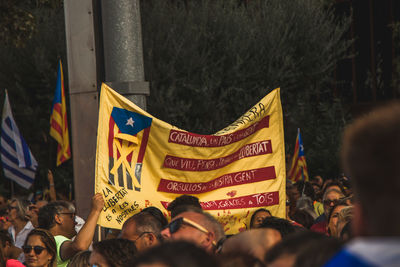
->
[311, 176, 324, 187]
[7, 198, 30, 223]
[259, 217, 295, 239]
[27, 201, 49, 228]
[121, 211, 163, 251]
[294, 181, 316, 201]
[161, 209, 223, 253]
[327, 200, 349, 237]
[0, 195, 7, 211]
[323, 181, 346, 197]
[141, 207, 168, 228]
[0, 237, 5, 267]
[339, 222, 353, 241]
[89, 239, 137, 267]
[0, 230, 14, 259]
[23, 228, 56, 267]
[221, 228, 281, 263]
[322, 189, 344, 217]
[291, 210, 315, 229]
[264, 231, 343, 267]
[167, 195, 202, 218]
[336, 206, 353, 240]
[286, 185, 301, 207]
[67, 250, 91, 267]
[250, 208, 272, 229]
[217, 252, 266, 267]
[342, 103, 400, 236]
[35, 191, 44, 202]
[131, 240, 219, 267]
[38, 201, 77, 238]
[295, 196, 317, 219]
[311, 183, 322, 197]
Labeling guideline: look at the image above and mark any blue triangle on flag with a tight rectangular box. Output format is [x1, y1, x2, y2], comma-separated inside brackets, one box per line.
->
[111, 107, 152, 136]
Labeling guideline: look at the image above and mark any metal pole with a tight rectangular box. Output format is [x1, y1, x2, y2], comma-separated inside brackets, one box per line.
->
[64, 0, 99, 225]
[100, 0, 149, 109]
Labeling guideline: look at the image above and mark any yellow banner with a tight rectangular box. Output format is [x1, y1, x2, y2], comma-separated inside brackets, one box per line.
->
[95, 83, 286, 234]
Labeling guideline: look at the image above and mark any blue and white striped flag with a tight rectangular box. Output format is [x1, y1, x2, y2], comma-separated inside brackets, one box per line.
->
[1, 91, 37, 189]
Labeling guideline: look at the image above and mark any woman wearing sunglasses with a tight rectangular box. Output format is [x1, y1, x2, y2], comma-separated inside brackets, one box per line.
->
[23, 229, 56, 267]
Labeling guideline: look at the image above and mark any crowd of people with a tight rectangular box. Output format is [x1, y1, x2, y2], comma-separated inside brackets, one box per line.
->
[0, 103, 399, 267]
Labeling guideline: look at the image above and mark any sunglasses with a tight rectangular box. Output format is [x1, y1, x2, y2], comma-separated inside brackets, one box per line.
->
[58, 212, 75, 219]
[323, 199, 339, 206]
[132, 231, 152, 244]
[167, 217, 209, 234]
[165, 217, 217, 246]
[23, 245, 47, 255]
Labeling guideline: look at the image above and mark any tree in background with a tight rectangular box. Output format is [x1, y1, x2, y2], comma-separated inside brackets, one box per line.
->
[0, 0, 71, 196]
[141, 0, 352, 178]
[0, 0, 353, 195]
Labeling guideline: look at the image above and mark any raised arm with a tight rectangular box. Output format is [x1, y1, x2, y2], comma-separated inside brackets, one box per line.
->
[47, 169, 57, 201]
[59, 193, 104, 260]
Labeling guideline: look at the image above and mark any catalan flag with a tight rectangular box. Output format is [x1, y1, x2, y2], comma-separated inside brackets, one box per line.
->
[50, 60, 71, 166]
[1, 90, 38, 189]
[288, 128, 309, 182]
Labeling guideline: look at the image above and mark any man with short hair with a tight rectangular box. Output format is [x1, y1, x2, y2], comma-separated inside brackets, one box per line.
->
[167, 195, 202, 218]
[161, 208, 224, 253]
[325, 103, 400, 266]
[121, 211, 163, 251]
[38, 193, 104, 267]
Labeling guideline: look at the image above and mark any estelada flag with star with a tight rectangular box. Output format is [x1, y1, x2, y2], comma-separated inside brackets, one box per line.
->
[288, 128, 309, 182]
[95, 83, 286, 234]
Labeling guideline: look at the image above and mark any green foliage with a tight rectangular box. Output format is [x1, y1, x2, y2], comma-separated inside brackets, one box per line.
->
[0, 0, 62, 47]
[141, 0, 352, 178]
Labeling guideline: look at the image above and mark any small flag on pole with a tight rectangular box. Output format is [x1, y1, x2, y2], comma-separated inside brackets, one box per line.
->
[50, 60, 71, 166]
[288, 128, 309, 182]
[1, 90, 38, 189]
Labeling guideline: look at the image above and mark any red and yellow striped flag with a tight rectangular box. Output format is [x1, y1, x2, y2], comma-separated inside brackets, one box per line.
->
[50, 60, 71, 166]
[288, 128, 309, 182]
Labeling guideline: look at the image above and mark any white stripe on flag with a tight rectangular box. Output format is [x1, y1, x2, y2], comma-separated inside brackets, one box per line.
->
[1, 91, 37, 189]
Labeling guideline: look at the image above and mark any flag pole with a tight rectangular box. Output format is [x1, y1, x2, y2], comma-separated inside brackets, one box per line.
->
[97, 225, 102, 241]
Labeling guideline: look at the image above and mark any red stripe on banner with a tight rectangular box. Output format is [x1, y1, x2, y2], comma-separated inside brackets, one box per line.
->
[108, 117, 115, 157]
[137, 127, 150, 163]
[161, 191, 279, 210]
[157, 166, 276, 194]
[163, 140, 272, 171]
[168, 116, 270, 147]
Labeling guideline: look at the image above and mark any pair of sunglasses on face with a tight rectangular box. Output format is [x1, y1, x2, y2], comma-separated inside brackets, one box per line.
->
[165, 217, 217, 246]
[23, 245, 47, 255]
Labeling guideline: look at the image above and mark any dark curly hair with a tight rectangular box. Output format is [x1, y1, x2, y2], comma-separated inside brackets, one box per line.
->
[24, 229, 57, 267]
[92, 239, 137, 267]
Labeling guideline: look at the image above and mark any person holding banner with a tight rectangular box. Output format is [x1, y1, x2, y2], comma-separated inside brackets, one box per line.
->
[38, 193, 104, 267]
